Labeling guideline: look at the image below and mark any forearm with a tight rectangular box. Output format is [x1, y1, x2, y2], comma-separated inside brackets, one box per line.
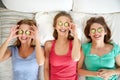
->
[111, 68, 120, 75]
[0, 38, 11, 59]
[78, 69, 98, 77]
[72, 34, 81, 61]
[44, 68, 49, 80]
[35, 39, 44, 65]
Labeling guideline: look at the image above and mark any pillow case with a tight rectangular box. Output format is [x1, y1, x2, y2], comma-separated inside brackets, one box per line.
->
[73, 0, 120, 13]
[2, 0, 73, 13]
[35, 12, 58, 45]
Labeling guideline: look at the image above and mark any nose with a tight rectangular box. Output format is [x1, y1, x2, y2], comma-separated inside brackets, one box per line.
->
[94, 31, 100, 35]
[60, 25, 66, 29]
[22, 32, 27, 36]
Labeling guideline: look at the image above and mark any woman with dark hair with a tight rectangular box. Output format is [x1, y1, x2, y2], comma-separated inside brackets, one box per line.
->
[0, 19, 44, 80]
[78, 17, 120, 80]
[44, 11, 81, 80]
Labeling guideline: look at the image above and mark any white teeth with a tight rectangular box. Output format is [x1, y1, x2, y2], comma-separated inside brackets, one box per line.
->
[60, 29, 66, 32]
[21, 37, 27, 40]
[22, 39, 27, 40]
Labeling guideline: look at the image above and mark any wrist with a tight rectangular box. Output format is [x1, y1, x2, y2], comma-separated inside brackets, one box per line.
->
[94, 72, 99, 77]
[73, 34, 78, 39]
[7, 37, 12, 42]
[88, 71, 99, 77]
[111, 69, 119, 75]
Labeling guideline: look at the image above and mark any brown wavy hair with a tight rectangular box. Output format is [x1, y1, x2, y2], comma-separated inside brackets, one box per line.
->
[84, 16, 111, 43]
[53, 11, 74, 40]
[14, 19, 37, 47]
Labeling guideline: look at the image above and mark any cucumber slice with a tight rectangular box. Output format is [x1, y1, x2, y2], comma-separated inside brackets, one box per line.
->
[18, 30, 23, 34]
[91, 29, 96, 34]
[58, 21, 63, 26]
[25, 30, 31, 35]
[97, 28, 102, 33]
[64, 22, 69, 27]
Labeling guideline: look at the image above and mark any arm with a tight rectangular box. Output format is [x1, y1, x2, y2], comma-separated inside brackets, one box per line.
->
[0, 26, 18, 61]
[115, 54, 120, 74]
[44, 41, 52, 80]
[30, 25, 44, 65]
[35, 39, 44, 65]
[0, 38, 11, 61]
[77, 49, 99, 77]
[70, 23, 81, 61]
[72, 34, 81, 61]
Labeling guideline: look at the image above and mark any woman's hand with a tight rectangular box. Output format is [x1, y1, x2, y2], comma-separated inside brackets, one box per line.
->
[29, 25, 39, 41]
[69, 23, 77, 37]
[98, 69, 114, 80]
[8, 26, 19, 41]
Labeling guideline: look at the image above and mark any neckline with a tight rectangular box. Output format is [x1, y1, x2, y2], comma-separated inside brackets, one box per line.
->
[53, 40, 71, 56]
[88, 43, 115, 57]
[16, 47, 35, 60]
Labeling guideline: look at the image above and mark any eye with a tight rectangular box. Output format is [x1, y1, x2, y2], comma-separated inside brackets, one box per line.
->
[58, 21, 63, 26]
[64, 22, 69, 27]
[97, 27, 103, 33]
[18, 29, 23, 34]
[25, 30, 31, 35]
[90, 29, 96, 34]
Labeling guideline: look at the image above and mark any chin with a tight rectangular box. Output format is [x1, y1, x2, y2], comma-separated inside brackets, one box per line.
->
[20, 40, 28, 44]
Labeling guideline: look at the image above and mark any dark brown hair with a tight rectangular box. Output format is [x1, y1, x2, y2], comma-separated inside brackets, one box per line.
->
[53, 11, 74, 40]
[14, 19, 37, 47]
[84, 16, 111, 43]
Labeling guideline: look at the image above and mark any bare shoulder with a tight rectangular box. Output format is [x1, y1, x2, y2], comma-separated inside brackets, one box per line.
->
[106, 43, 113, 50]
[44, 40, 53, 54]
[45, 40, 53, 48]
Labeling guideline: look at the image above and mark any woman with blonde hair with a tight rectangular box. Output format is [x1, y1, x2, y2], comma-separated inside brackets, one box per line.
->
[0, 19, 44, 80]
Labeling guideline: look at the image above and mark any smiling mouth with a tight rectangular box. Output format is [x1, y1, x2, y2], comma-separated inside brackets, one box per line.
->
[59, 29, 67, 32]
[21, 37, 28, 40]
[93, 35, 101, 38]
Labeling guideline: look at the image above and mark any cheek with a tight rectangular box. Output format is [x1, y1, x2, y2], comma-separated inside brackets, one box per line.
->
[55, 25, 59, 29]
[101, 31, 107, 36]
[89, 33, 92, 37]
[66, 27, 69, 30]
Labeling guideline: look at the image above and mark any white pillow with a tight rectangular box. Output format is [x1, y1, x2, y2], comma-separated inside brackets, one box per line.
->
[35, 11, 83, 45]
[73, 0, 120, 13]
[35, 12, 58, 45]
[2, 0, 73, 13]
